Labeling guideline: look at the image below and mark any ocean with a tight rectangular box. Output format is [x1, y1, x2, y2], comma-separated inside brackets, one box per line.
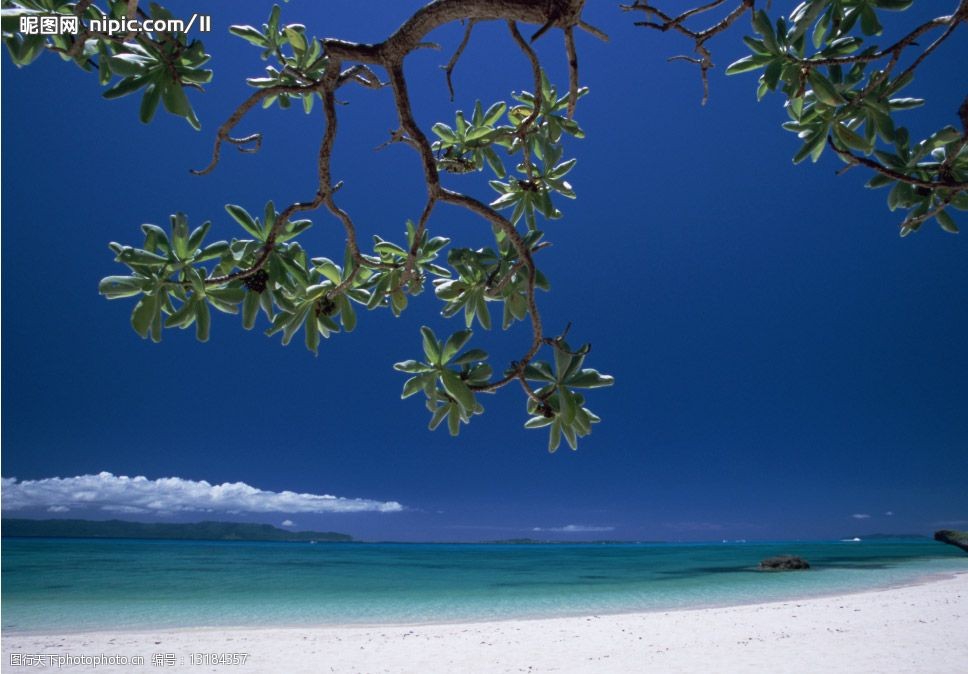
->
[2, 538, 964, 633]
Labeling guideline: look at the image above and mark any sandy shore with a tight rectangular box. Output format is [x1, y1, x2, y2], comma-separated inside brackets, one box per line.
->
[3, 572, 966, 673]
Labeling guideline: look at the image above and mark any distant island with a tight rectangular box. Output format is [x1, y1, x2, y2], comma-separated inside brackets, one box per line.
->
[1, 519, 352, 542]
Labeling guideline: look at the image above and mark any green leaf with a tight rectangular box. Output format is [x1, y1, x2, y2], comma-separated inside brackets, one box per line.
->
[314, 259, 342, 284]
[859, 5, 882, 35]
[109, 53, 154, 76]
[482, 101, 506, 126]
[833, 123, 870, 153]
[165, 298, 196, 329]
[226, 204, 264, 240]
[391, 289, 407, 314]
[453, 348, 488, 366]
[807, 69, 846, 106]
[888, 97, 924, 110]
[793, 128, 826, 164]
[394, 359, 433, 373]
[482, 147, 506, 178]
[930, 127, 962, 146]
[196, 241, 229, 263]
[159, 82, 200, 129]
[401, 375, 425, 399]
[523, 361, 556, 382]
[420, 326, 441, 364]
[561, 421, 578, 450]
[866, 173, 896, 189]
[284, 26, 307, 54]
[374, 241, 407, 257]
[490, 192, 520, 209]
[131, 294, 158, 339]
[139, 84, 162, 124]
[115, 246, 168, 267]
[752, 9, 778, 51]
[465, 126, 493, 142]
[549, 158, 577, 179]
[812, 12, 829, 50]
[742, 36, 771, 55]
[429, 406, 449, 431]
[187, 221, 211, 252]
[725, 55, 769, 75]
[441, 330, 473, 364]
[762, 60, 783, 91]
[99, 276, 146, 299]
[268, 4, 281, 36]
[553, 347, 574, 383]
[103, 75, 150, 100]
[242, 291, 260, 329]
[936, 210, 959, 234]
[447, 404, 461, 436]
[276, 218, 312, 243]
[280, 304, 311, 346]
[195, 299, 211, 342]
[440, 370, 475, 412]
[558, 387, 577, 425]
[475, 294, 491, 330]
[230, 25, 266, 46]
[548, 419, 562, 453]
[566, 369, 615, 389]
[432, 123, 457, 142]
[525, 415, 554, 429]
[340, 296, 357, 332]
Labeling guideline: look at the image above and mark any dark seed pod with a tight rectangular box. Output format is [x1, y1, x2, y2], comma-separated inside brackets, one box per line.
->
[316, 298, 337, 317]
[243, 269, 269, 294]
[408, 273, 425, 295]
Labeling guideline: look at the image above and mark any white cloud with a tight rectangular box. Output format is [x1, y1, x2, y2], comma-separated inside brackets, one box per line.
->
[532, 524, 615, 533]
[851, 513, 871, 519]
[1, 473, 403, 515]
[884, 511, 894, 516]
[281, 519, 294, 527]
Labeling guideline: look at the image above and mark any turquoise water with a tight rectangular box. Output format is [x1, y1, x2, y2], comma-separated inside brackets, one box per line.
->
[2, 538, 964, 632]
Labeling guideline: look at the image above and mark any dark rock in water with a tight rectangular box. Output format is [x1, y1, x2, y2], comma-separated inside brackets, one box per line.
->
[934, 530, 968, 554]
[759, 555, 810, 570]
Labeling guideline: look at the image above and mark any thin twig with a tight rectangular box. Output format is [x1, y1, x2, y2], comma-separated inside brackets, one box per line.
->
[442, 19, 477, 101]
[827, 136, 968, 191]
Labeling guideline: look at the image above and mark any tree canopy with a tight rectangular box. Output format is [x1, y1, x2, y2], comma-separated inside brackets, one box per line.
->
[3, 0, 965, 452]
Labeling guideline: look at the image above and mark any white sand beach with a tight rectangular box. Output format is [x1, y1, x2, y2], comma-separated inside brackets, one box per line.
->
[3, 572, 965, 673]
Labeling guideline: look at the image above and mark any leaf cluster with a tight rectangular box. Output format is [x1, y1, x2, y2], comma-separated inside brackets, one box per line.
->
[521, 341, 613, 452]
[394, 329, 614, 451]
[2, 0, 211, 128]
[434, 230, 550, 331]
[726, 0, 965, 234]
[99, 204, 461, 356]
[230, 4, 328, 113]
[394, 327, 491, 437]
[432, 71, 586, 230]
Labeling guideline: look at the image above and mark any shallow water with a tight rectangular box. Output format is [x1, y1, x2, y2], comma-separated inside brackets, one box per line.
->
[2, 537, 964, 632]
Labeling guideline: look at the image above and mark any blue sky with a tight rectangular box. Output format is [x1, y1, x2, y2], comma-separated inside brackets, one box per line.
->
[2, 1, 966, 541]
